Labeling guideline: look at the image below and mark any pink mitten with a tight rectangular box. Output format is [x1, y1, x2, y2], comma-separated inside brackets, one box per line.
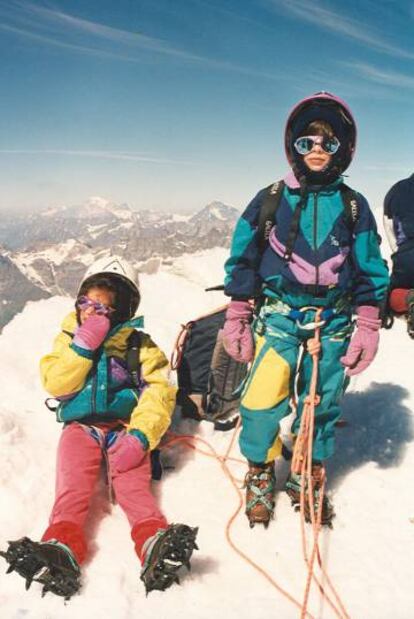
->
[222, 300, 254, 363]
[109, 433, 147, 474]
[73, 314, 110, 350]
[307, 337, 321, 356]
[340, 306, 381, 376]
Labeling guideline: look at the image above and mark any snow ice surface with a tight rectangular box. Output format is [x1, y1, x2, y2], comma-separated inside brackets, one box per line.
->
[0, 248, 413, 619]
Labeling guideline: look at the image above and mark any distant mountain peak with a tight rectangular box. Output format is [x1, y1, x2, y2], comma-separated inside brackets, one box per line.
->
[84, 195, 113, 209]
[189, 201, 239, 224]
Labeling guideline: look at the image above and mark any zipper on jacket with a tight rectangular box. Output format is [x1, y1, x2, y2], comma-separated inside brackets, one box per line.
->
[91, 355, 99, 415]
[92, 373, 97, 415]
[313, 192, 319, 293]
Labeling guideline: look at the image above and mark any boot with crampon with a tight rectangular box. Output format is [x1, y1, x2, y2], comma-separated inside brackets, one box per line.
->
[140, 523, 198, 594]
[0, 537, 81, 600]
[244, 462, 276, 528]
[285, 463, 335, 527]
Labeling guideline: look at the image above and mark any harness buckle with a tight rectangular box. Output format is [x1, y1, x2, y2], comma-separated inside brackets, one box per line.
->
[296, 318, 326, 331]
[291, 306, 332, 330]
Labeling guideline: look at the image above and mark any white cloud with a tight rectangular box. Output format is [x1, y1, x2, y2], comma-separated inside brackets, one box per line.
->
[269, 0, 414, 60]
[342, 61, 414, 89]
[22, 2, 207, 62]
[0, 23, 145, 62]
[0, 149, 193, 165]
[0, 1, 284, 82]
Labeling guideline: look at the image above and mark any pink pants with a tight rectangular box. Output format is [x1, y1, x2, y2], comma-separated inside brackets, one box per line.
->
[42, 423, 167, 565]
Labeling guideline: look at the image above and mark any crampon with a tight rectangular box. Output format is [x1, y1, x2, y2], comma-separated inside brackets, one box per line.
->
[244, 462, 276, 529]
[0, 537, 81, 600]
[285, 464, 335, 528]
[140, 523, 198, 594]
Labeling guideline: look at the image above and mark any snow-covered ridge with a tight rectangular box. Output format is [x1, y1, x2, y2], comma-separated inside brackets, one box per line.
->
[11, 239, 96, 269]
[75, 196, 134, 221]
[0, 197, 239, 332]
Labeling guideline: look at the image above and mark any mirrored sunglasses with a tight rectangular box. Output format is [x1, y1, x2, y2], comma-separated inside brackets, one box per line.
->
[76, 295, 116, 316]
[294, 135, 340, 156]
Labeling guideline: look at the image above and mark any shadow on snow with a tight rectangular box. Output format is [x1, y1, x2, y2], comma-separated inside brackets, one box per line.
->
[327, 381, 414, 489]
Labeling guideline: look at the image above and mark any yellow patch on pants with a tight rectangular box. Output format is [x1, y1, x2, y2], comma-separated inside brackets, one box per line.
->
[241, 338, 290, 410]
[266, 435, 283, 462]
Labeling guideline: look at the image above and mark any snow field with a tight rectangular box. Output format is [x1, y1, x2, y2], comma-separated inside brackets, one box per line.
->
[0, 248, 413, 618]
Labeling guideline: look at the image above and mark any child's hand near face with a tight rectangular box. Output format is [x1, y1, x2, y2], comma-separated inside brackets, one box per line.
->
[74, 287, 115, 350]
[73, 314, 111, 350]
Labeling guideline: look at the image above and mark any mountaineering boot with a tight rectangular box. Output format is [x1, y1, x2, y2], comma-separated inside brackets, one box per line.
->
[406, 290, 414, 338]
[244, 462, 276, 528]
[140, 523, 198, 594]
[0, 537, 81, 600]
[285, 463, 335, 527]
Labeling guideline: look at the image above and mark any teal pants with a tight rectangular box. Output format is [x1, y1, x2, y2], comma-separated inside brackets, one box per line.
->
[239, 309, 353, 464]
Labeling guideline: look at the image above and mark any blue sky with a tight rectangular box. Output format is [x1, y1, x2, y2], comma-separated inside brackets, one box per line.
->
[0, 0, 413, 213]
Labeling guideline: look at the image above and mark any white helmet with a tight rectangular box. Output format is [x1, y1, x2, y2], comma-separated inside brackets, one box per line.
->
[78, 255, 140, 320]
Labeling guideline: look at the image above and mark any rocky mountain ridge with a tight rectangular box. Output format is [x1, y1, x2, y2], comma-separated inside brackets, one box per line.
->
[0, 197, 239, 331]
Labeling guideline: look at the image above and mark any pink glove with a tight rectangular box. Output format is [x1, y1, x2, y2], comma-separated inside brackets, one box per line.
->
[222, 300, 255, 363]
[340, 306, 381, 376]
[108, 433, 147, 474]
[307, 337, 321, 356]
[73, 314, 110, 350]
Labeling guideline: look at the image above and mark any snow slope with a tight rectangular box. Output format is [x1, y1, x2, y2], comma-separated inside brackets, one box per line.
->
[0, 248, 413, 619]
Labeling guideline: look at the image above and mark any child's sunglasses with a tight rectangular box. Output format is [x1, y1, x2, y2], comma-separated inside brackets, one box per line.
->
[76, 295, 116, 316]
[294, 135, 340, 156]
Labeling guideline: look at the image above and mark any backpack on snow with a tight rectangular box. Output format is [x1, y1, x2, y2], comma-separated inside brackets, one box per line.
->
[171, 306, 248, 431]
[170, 179, 360, 431]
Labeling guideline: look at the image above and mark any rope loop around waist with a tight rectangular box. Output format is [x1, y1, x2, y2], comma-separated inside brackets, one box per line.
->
[288, 305, 335, 330]
[260, 299, 337, 331]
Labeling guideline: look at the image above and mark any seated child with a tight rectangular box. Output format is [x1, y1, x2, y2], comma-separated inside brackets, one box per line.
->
[0, 256, 198, 598]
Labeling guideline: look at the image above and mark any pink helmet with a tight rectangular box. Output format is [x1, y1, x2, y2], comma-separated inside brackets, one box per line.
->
[285, 92, 357, 183]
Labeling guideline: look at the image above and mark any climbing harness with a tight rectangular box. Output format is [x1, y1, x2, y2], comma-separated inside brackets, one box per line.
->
[255, 298, 349, 338]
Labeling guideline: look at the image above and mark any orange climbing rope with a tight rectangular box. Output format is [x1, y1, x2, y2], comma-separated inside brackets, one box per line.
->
[161, 428, 349, 616]
[162, 427, 316, 618]
[162, 308, 351, 618]
[291, 309, 351, 619]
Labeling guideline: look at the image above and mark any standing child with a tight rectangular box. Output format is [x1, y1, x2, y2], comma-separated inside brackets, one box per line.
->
[383, 173, 414, 336]
[1, 256, 198, 598]
[222, 92, 389, 527]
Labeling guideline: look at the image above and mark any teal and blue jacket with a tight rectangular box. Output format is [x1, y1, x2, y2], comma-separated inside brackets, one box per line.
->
[225, 176, 389, 309]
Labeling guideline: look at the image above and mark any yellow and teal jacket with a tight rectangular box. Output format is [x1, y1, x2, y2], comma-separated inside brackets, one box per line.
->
[40, 312, 177, 450]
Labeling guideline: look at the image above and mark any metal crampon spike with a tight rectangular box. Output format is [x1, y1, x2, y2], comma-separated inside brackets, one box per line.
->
[140, 523, 199, 593]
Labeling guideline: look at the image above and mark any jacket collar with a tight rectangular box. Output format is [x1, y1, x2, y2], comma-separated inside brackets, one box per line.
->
[283, 170, 344, 193]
